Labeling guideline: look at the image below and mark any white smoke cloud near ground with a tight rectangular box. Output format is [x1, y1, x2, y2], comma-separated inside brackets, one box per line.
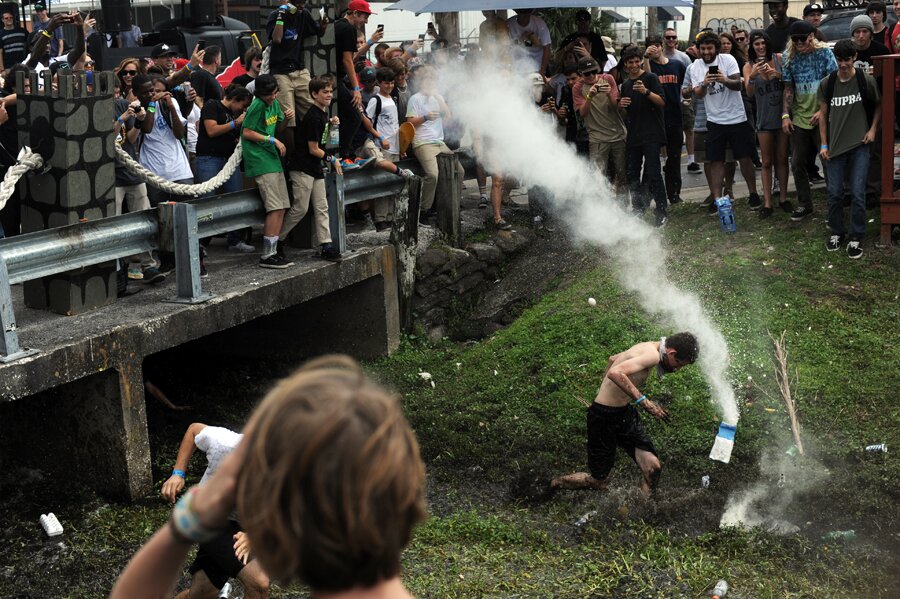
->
[437, 61, 739, 424]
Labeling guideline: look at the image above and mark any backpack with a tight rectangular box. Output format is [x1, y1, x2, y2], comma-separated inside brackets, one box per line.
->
[369, 94, 382, 133]
[822, 69, 875, 128]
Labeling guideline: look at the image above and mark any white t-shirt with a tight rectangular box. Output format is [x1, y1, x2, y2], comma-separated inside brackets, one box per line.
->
[406, 92, 444, 147]
[194, 426, 243, 485]
[367, 93, 399, 153]
[186, 103, 201, 154]
[603, 55, 618, 74]
[506, 14, 551, 72]
[686, 54, 746, 126]
[139, 96, 194, 182]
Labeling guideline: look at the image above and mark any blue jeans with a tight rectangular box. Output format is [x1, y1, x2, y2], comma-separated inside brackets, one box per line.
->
[825, 144, 869, 240]
[626, 142, 667, 214]
[195, 154, 244, 246]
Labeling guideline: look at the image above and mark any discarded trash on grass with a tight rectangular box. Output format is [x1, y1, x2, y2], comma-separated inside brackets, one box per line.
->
[701, 474, 710, 488]
[417, 372, 435, 388]
[822, 530, 856, 541]
[40, 513, 63, 537]
[865, 443, 887, 453]
[587, 297, 597, 307]
[709, 422, 736, 464]
[574, 510, 598, 528]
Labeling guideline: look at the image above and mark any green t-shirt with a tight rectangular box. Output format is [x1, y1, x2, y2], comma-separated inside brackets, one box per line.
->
[241, 97, 284, 178]
[817, 71, 880, 159]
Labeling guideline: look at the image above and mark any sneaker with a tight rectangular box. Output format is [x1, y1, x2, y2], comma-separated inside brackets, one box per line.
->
[748, 192, 762, 210]
[723, 188, 733, 199]
[321, 245, 343, 262]
[533, 215, 544, 229]
[478, 195, 488, 209]
[654, 212, 668, 228]
[707, 201, 719, 215]
[398, 168, 415, 178]
[702, 194, 715, 206]
[779, 200, 793, 213]
[772, 178, 780, 194]
[127, 264, 143, 280]
[494, 218, 512, 231]
[809, 172, 825, 185]
[825, 234, 844, 252]
[758, 206, 773, 220]
[791, 205, 813, 221]
[341, 158, 360, 171]
[374, 221, 392, 232]
[687, 162, 701, 173]
[276, 240, 286, 259]
[354, 156, 376, 169]
[142, 267, 165, 284]
[846, 240, 863, 259]
[228, 240, 255, 253]
[669, 194, 682, 204]
[259, 254, 293, 269]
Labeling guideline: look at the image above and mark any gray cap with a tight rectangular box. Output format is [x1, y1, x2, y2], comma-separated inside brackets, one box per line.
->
[850, 14, 874, 34]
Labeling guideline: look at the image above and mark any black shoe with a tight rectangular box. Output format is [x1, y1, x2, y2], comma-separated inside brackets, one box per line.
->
[759, 206, 773, 220]
[707, 201, 719, 215]
[779, 200, 794, 213]
[669, 194, 683, 205]
[791, 205, 813, 221]
[494, 218, 512, 231]
[748, 192, 761, 210]
[825, 234, 844, 252]
[687, 162, 701, 173]
[809, 172, 826, 185]
[321, 245, 343, 262]
[276, 240, 286, 259]
[199, 261, 208, 278]
[259, 254, 293, 269]
[701, 194, 715, 206]
[141, 267, 165, 284]
[846, 239, 863, 259]
[654, 212, 668, 228]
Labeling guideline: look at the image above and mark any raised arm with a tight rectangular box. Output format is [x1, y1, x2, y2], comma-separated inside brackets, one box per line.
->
[161, 422, 207, 503]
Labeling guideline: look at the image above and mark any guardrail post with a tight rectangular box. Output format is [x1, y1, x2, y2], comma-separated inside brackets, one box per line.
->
[326, 171, 348, 253]
[436, 153, 462, 247]
[163, 202, 213, 304]
[0, 256, 39, 362]
[391, 176, 421, 332]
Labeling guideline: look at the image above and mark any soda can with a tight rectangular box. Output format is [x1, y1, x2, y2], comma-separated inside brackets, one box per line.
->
[701, 475, 710, 488]
[865, 444, 887, 453]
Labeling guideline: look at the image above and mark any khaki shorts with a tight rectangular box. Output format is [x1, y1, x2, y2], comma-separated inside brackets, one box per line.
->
[693, 130, 734, 164]
[255, 171, 290, 212]
[681, 100, 694, 131]
[358, 138, 385, 162]
[274, 69, 312, 126]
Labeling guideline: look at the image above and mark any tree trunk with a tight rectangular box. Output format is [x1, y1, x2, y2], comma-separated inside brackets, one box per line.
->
[647, 8, 659, 42]
[433, 12, 460, 47]
[689, 0, 703, 41]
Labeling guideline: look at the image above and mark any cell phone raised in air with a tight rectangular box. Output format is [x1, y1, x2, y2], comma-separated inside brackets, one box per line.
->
[708, 65, 719, 75]
[418, 33, 425, 41]
[377, 23, 384, 31]
[197, 39, 207, 51]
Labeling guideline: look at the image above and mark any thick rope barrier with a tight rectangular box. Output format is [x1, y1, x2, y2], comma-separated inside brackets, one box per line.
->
[0, 147, 44, 213]
[260, 44, 271, 76]
[114, 144, 243, 197]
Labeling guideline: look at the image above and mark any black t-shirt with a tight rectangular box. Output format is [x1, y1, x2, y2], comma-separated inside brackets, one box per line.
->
[558, 85, 578, 143]
[291, 104, 328, 179]
[335, 19, 358, 77]
[765, 17, 800, 53]
[557, 31, 608, 64]
[855, 40, 889, 72]
[265, 7, 320, 73]
[649, 59, 686, 127]
[0, 27, 27, 66]
[196, 100, 240, 158]
[0, 94, 17, 168]
[190, 68, 224, 103]
[231, 73, 254, 88]
[114, 98, 143, 186]
[620, 72, 666, 146]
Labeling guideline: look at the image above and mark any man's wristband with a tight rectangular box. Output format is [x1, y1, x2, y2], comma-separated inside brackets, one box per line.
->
[275, 20, 285, 26]
[353, 85, 362, 92]
[781, 113, 790, 120]
[584, 93, 591, 101]
[820, 144, 828, 150]
[147, 101, 157, 113]
[267, 135, 275, 145]
[230, 120, 236, 130]
[41, 30, 52, 39]
[634, 395, 647, 405]
[325, 154, 336, 163]
[172, 469, 185, 478]
[367, 38, 375, 46]
[170, 487, 220, 544]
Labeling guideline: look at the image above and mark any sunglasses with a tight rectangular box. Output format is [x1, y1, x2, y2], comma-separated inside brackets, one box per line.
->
[791, 34, 809, 42]
[735, 37, 746, 42]
[121, 70, 137, 76]
[85, 61, 95, 67]
[665, 35, 678, 40]
[580, 70, 600, 76]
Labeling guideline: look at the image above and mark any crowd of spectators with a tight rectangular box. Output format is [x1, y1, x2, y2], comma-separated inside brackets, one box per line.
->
[0, 1, 894, 281]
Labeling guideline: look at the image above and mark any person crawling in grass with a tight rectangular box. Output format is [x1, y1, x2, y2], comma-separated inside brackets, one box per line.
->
[551, 332, 699, 499]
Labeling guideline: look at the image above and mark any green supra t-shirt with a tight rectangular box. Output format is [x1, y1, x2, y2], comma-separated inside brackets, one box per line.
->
[241, 97, 284, 178]
[817, 71, 880, 159]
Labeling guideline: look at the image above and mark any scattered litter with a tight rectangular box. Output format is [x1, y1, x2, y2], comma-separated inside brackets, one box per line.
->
[574, 510, 598, 528]
[785, 445, 799, 457]
[701, 475, 710, 488]
[777, 473, 786, 488]
[865, 443, 888, 453]
[493, 369, 498, 376]
[711, 579, 729, 598]
[868, 218, 875, 223]
[217, 582, 232, 599]
[455, 362, 462, 370]
[40, 513, 63, 537]
[587, 297, 597, 307]
[822, 530, 856, 541]
[709, 422, 736, 464]
[766, 519, 800, 535]
[764, 407, 777, 412]
[417, 372, 435, 388]
[827, 264, 833, 269]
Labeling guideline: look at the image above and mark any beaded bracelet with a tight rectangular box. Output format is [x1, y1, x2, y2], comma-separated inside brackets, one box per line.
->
[170, 487, 220, 544]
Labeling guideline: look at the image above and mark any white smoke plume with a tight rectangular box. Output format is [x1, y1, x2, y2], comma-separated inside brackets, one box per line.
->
[434, 60, 739, 423]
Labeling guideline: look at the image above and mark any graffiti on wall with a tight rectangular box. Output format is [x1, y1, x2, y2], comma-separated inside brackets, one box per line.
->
[705, 17, 764, 33]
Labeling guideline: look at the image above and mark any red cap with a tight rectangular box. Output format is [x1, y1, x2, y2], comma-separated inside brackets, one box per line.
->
[347, 0, 376, 14]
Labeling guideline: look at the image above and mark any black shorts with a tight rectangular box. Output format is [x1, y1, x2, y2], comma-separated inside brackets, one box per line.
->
[586, 403, 658, 481]
[706, 120, 756, 162]
[189, 520, 245, 589]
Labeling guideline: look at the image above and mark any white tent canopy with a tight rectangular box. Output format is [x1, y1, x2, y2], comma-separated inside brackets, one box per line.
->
[385, 0, 694, 14]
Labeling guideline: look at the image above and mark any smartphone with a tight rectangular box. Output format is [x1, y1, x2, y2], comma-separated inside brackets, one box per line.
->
[428, 21, 434, 30]
[377, 23, 384, 31]
[708, 65, 719, 74]
[183, 81, 192, 93]
[418, 33, 425, 41]
[197, 40, 207, 51]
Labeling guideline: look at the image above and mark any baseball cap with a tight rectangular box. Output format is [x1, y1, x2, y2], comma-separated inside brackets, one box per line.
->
[803, 3, 824, 16]
[575, 9, 591, 21]
[347, 0, 376, 14]
[151, 43, 179, 58]
[789, 20, 816, 36]
[528, 72, 544, 86]
[576, 57, 600, 73]
[358, 66, 377, 82]
[33, 3, 47, 10]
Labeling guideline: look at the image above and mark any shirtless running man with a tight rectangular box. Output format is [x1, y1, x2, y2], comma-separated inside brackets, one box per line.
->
[551, 332, 699, 498]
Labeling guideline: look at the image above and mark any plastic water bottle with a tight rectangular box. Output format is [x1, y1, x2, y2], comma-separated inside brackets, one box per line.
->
[217, 582, 232, 598]
[574, 510, 597, 528]
[701, 475, 710, 488]
[865, 443, 887, 453]
[711, 579, 729, 598]
[716, 196, 736, 233]
[326, 123, 339, 150]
